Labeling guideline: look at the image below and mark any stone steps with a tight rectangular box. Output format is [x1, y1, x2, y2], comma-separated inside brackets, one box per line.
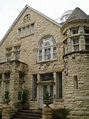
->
[10, 109, 42, 119]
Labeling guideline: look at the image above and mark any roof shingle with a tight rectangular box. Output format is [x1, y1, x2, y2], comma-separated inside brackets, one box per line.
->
[66, 7, 89, 23]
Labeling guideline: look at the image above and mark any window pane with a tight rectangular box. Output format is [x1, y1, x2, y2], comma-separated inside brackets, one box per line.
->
[31, 24, 34, 34]
[6, 53, 11, 62]
[14, 51, 20, 60]
[56, 73, 62, 99]
[73, 38, 79, 51]
[72, 28, 78, 34]
[39, 50, 42, 56]
[40, 73, 53, 81]
[74, 45, 79, 51]
[53, 47, 56, 53]
[84, 27, 89, 34]
[26, 25, 31, 36]
[38, 36, 56, 62]
[32, 74, 37, 99]
[39, 56, 42, 61]
[85, 37, 89, 50]
[73, 39, 79, 44]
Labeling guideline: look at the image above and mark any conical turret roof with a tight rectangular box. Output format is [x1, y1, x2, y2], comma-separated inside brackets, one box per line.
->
[66, 7, 89, 23]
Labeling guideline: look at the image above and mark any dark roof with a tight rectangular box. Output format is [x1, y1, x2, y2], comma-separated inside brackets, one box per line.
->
[66, 7, 89, 23]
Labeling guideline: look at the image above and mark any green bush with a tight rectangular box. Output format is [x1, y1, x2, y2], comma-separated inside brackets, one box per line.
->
[21, 88, 29, 106]
[52, 108, 69, 119]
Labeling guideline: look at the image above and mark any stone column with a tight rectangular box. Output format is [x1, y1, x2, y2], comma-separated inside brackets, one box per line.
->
[42, 106, 52, 119]
[2, 104, 11, 119]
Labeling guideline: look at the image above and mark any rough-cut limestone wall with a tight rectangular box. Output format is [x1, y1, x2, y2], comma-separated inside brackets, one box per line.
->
[0, 8, 64, 109]
[63, 53, 89, 119]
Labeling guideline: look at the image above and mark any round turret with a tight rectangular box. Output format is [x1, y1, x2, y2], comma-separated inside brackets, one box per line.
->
[62, 7, 89, 119]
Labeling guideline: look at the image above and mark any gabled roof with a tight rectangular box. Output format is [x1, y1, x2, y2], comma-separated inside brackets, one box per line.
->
[66, 7, 89, 23]
[0, 5, 60, 45]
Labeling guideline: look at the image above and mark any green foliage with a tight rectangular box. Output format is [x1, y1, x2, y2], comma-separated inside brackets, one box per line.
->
[2, 91, 10, 103]
[0, 110, 2, 119]
[21, 87, 29, 106]
[43, 91, 53, 101]
[15, 101, 22, 109]
[52, 108, 69, 119]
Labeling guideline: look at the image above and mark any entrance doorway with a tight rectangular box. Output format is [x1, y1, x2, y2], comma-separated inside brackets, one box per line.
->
[40, 84, 53, 108]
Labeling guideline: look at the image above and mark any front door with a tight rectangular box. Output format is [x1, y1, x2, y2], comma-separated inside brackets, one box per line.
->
[40, 84, 53, 108]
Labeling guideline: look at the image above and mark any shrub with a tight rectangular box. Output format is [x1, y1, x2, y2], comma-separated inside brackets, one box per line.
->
[52, 108, 69, 119]
[2, 91, 10, 103]
[21, 87, 29, 106]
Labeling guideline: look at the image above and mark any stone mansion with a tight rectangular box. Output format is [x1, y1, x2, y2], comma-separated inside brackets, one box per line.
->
[0, 5, 89, 119]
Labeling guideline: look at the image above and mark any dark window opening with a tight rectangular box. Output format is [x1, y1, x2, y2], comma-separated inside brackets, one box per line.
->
[4, 73, 10, 79]
[84, 27, 89, 34]
[72, 28, 78, 34]
[85, 37, 89, 50]
[19, 71, 25, 80]
[32, 74, 37, 100]
[56, 72, 62, 99]
[40, 73, 53, 81]
[0, 74, 2, 79]
[74, 76, 78, 89]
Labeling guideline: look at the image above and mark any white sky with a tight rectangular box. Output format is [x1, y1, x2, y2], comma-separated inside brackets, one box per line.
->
[0, 0, 89, 40]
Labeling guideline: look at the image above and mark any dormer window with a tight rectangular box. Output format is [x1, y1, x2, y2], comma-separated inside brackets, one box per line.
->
[23, 14, 30, 22]
[38, 36, 56, 62]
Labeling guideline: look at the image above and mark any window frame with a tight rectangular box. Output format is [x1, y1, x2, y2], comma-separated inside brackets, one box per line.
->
[38, 36, 56, 62]
[71, 27, 79, 35]
[72, 37, 79, 51]
[56, 72, 62, 99]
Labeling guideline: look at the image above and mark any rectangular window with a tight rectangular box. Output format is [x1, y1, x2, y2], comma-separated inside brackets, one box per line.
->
[64, 41, 68, 54]
[72, 38, 79, 51]
[71, 28, 78, 34]
[6, 54, 11, 62]
[18, 23, 34, 38]
[32, 74, 37, 100]
[85, 37, 89, 50]
[14, 45, 20, 60]
[31, 23, 34, 34]
[74, 76, 78, 89]
[4, 73, 10, 79]
[56, 72, 62, 99]
[3, 81, 9, 96]
[19, 71, 25, 80]
[53, 47, 57, 59]
[0, 74, 2, 79]
[40, 73, 53, 81]
[6, 47, 12, 62]
[38, 49, 42, 61]
[26, 25, 31, 36]
[84, 27, 89, 34]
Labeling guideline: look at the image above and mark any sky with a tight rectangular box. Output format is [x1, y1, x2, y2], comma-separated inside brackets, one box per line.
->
[0, 0, 89, 40]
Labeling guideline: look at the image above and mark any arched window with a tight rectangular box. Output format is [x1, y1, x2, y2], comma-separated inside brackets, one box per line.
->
[38, 36, 56, 62]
